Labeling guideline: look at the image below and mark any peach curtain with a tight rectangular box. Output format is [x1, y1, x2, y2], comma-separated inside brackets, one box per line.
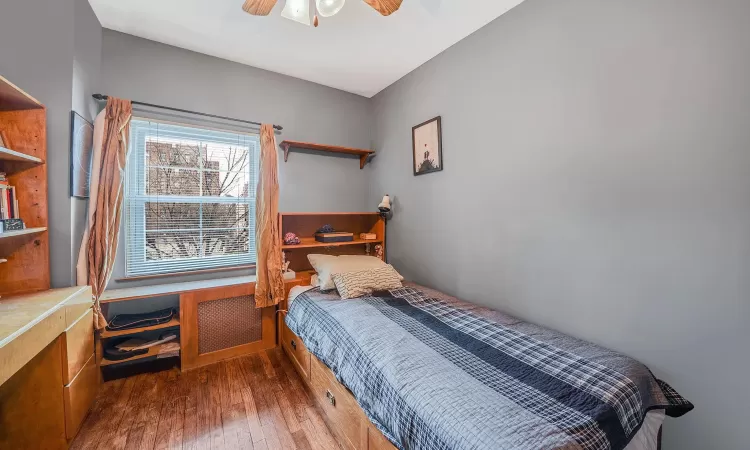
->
[254, 124, 284, 308]
[76, 97, 132, 329]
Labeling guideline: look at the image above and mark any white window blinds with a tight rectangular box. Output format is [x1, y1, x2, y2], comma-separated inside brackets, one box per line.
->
[125, 118, 259, 277]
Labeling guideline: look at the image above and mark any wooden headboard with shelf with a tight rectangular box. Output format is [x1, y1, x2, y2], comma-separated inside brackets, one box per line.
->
[279, 212, 386, 274]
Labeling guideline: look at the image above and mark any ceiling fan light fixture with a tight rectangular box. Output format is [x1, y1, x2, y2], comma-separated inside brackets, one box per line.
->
[316, 0, 346, 17]
[281, 0, 311, 25]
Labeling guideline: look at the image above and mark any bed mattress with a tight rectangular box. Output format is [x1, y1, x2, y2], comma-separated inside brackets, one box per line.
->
[286, 284, 692, 450]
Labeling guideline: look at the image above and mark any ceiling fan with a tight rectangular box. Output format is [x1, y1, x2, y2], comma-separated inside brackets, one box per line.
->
[242, 0, 402, 27]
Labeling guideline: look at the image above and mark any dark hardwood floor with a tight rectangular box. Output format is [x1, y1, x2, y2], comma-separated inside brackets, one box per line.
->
[70, 348, 341, 450]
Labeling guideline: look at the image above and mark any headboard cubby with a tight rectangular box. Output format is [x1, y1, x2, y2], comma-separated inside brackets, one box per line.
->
[279, 212, 386, 274]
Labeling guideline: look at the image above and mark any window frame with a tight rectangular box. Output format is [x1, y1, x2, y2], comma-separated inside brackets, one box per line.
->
[124, 118, 260, 278]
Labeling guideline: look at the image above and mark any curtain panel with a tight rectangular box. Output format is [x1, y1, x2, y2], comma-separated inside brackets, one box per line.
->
[76, 97, 132, 329]
[254, 124, 285, 308]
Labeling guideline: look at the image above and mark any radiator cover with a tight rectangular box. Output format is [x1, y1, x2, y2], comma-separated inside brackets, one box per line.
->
[197, 295, 262, 354]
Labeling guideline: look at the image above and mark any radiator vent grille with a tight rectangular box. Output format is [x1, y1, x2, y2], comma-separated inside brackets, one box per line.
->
[197, 295, 261, 354]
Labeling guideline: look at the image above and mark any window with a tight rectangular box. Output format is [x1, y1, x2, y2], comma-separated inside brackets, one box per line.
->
[124, 119, 259, 277]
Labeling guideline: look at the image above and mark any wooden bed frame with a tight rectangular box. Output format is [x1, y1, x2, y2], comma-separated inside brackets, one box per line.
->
[280, 312, 396, 450]
[277, 212, 666, 450]
[278, 212, 395, 449]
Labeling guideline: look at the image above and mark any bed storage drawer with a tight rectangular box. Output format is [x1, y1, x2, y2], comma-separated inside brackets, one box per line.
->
[63, 354, 98, 439]
[309, 356, 365, 449]
[61, 308, 94, 385]
[282, 320, 311, 380]
[368, 426, 397, 450]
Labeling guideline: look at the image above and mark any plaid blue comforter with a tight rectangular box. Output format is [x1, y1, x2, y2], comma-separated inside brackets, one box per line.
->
[285, 285, 692, 450]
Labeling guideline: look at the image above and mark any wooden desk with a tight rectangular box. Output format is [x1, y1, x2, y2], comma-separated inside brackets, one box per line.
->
[0, 286, 91, 386]
[0, 286, 95, 449]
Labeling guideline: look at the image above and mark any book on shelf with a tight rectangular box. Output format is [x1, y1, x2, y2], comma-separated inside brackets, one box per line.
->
[0, 177, 20, 221]
[0, 172, 24, 232]
[314, 231, 354, 243]
[359, 233, 378, 240]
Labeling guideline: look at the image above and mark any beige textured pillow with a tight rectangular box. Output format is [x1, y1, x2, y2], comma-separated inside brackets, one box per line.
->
[307, 254, 403, 290]
[332, 266, 403, 299]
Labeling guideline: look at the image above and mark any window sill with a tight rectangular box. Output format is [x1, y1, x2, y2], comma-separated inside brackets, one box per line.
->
[116, 264, 256, 282]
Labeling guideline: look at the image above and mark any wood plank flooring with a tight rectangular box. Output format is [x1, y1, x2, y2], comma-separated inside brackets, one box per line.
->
[70, 348, 341, 450]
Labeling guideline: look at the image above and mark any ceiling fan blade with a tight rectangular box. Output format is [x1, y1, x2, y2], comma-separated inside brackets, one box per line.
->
[364, 0, 403, 16]
[242, 0, 278, 16]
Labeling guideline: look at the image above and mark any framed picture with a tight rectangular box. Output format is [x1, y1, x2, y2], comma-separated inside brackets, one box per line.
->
[412, 116, 443, 176]
[70, 111, 95, 198]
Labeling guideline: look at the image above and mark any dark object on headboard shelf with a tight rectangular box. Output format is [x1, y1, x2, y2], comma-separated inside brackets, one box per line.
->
[317, 224, 335, 233]
[315, 232, 354, 243]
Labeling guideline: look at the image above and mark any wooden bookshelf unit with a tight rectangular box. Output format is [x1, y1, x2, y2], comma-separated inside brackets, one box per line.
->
[279, 212, 386, 273]
[0, 77, 94, 449]
[0, 75, 49, 296]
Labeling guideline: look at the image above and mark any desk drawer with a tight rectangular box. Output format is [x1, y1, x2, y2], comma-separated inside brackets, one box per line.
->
[63, 354, 97, 439]
[61, 308, 94, 385]
[63, 287, 93, 328]
[282, 320, 310, 380]
[309, 357, 364, 449]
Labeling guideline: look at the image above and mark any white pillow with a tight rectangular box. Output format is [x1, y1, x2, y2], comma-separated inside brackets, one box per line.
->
[332, 266, 403, 299]
[307, 254, 403, 291]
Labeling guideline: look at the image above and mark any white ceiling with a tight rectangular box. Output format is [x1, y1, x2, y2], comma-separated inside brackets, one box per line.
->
[90, 0, 525, 98]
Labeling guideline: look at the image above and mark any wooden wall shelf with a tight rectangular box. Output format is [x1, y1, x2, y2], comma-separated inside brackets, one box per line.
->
[0, 146, 43, 164]
[0, 227, 47, 239]
[282, 237, 382, 250]
[279, 140, 375, 169]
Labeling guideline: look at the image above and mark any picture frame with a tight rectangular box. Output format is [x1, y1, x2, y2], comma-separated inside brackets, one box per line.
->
[412, 116, 443, 176]
[70, 111, 95, 198]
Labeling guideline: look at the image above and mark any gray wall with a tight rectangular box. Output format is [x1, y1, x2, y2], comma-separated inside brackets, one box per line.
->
[71, 0, 103, 285]
[0, 0, 76, 288]
[72, 0, 102, 124]
[369, 0, 749, 449]
[99, 30, 373, 291]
